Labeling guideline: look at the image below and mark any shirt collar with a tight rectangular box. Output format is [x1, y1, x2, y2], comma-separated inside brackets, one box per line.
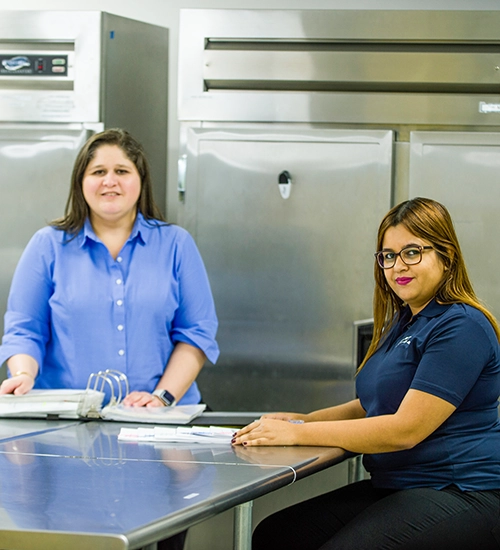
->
[391, 300, 452, 344]
[130, 212, 148, 245]
[405, 298, 453, 322]
[79, 212, 148, 248]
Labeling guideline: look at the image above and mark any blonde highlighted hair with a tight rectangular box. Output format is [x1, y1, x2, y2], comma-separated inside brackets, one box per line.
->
[360, 197, 500, 370]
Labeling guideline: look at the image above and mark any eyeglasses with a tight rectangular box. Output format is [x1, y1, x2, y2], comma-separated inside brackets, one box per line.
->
[375, 245, 433, 269]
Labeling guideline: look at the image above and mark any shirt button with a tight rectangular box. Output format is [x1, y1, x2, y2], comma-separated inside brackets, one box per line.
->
[117, 325, 124, 331]
[116, 279, 122, 285]
[118, 349, 125, 356]
[117, 256, 123, 263]
[116, 300, 123, 306]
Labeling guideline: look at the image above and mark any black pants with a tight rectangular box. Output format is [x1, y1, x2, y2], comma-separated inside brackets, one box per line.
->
[252, 480, 500, 550]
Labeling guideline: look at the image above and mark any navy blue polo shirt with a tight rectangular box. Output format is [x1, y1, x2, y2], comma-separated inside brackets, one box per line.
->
[356, 300, 500, 490]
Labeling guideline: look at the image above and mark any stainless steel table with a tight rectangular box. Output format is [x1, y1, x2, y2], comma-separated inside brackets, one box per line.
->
[0, 419, 347, 550]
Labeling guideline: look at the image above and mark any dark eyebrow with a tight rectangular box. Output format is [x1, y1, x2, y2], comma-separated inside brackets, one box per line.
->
[381, 243, 422, 251]
[88, 163, 130, 170]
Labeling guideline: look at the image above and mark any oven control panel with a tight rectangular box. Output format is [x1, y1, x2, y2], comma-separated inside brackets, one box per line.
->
[0, 54, 68, 76]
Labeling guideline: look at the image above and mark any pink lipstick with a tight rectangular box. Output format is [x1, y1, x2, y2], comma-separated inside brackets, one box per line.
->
[396, 277, 412, 285]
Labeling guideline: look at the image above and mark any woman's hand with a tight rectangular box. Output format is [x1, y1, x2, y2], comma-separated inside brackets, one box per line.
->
[232, 418, 303, 447]
[0, 372, 35, 395]
[122, 391, 165, 407]
[1, 354, 38, 395]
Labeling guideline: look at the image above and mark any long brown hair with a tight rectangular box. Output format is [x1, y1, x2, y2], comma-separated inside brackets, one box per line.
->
[360, 197, 500, 369]
[51, 128, 165, 234]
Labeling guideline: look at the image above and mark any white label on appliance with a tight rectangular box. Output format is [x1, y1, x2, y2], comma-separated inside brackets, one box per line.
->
[479, 102, 500, 114]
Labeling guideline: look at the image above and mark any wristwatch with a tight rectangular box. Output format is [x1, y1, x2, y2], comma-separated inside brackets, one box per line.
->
[152, 388, 177, 407]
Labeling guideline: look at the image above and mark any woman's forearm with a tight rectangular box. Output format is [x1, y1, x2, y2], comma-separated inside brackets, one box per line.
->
[305, 399, 367, 422]
[155, 342, 206, 402]
[233, 390, 456, 453]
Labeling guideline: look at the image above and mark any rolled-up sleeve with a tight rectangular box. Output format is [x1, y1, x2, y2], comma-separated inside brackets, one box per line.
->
[170, 230, 219, 364]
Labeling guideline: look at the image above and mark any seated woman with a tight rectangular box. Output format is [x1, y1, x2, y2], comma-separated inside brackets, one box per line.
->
[232, 197, 500, 550]
[0, 128, 219, 406]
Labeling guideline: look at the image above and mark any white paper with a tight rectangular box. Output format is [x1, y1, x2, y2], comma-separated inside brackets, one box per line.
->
[118, 425, 234, 444]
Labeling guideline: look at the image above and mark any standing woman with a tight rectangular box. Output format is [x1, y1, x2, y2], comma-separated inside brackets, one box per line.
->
[233, 197, 500, 550]
[0, 128, 219, 409]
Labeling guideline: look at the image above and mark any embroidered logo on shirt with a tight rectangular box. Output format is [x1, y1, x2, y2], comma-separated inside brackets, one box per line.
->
[396, 336, 412, 347]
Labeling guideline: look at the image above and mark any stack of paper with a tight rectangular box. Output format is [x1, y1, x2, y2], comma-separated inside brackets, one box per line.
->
[118, 425, 235, 444]
[0, 389, 105, 419]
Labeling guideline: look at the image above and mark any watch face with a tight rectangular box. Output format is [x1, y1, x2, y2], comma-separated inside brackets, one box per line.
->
[154, 389, 176, 406]
[160, 391, 174, 406]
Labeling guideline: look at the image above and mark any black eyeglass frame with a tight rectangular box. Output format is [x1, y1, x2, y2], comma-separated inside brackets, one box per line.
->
[375, 245, 434, 269]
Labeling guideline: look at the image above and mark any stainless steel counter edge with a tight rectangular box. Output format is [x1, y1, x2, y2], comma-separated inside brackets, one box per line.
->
[125, 447, 347, 549]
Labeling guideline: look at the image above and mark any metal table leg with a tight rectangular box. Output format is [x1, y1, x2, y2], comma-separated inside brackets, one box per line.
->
[348, 454, 365, 484]
[233, 501, 253, 550]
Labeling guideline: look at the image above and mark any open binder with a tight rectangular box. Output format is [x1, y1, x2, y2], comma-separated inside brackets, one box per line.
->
[0, 370, 205, 424]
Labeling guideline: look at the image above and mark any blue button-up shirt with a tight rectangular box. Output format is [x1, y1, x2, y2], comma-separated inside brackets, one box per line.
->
[0, 214, 219, 404]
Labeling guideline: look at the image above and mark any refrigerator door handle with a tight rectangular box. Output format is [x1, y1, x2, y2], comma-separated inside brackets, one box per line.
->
[278, 170, 292, 199]
[178, 154, 187, 201]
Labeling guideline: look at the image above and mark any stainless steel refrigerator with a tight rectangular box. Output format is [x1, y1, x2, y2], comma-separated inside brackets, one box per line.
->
[178, 9, 500, 412]
[0, 11, 168, 381]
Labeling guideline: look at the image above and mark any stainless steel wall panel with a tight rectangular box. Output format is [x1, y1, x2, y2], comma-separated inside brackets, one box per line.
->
[409, 131, 500, 319]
